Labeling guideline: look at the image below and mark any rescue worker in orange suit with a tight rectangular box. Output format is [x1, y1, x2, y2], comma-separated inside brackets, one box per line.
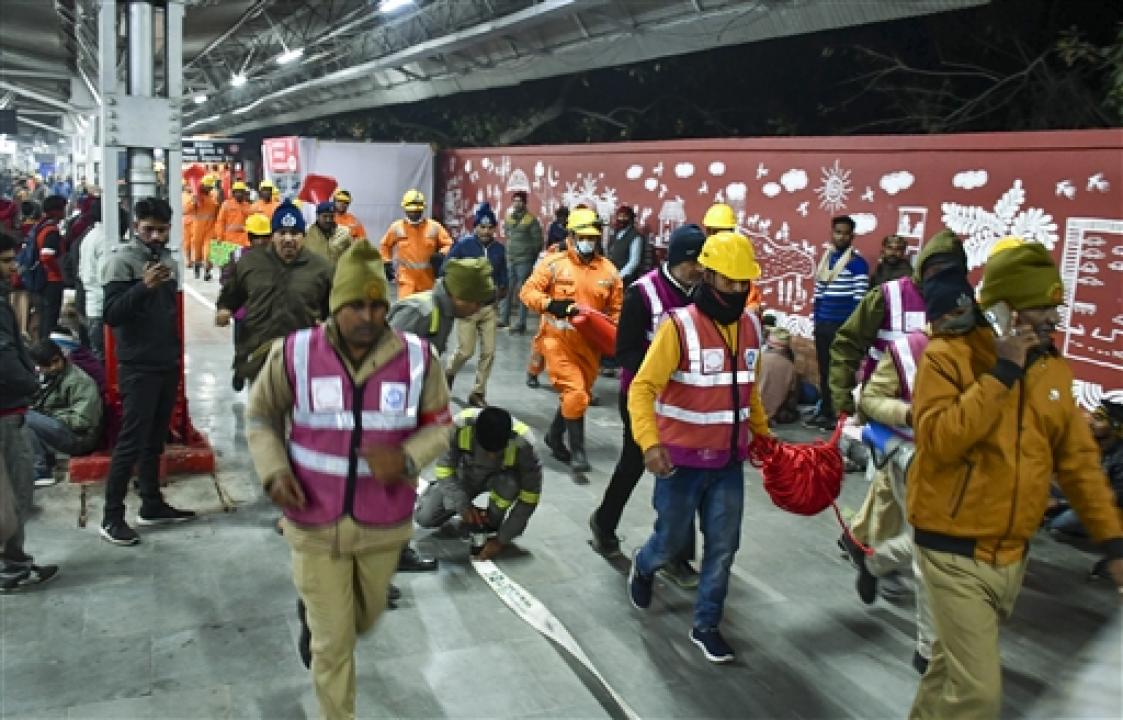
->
[519, 207, 623, 473]
[182, 185, 195, 266]
[379, 189, 452, 299]
[332, 189, 367, 242]
[190, 175, 220, 280]
[703, 203, 762, 314]
[216, 180, 253, 248]
[251, 179, 280, 218]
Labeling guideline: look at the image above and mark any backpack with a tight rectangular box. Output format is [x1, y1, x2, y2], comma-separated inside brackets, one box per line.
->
[16, 219, 49, 292]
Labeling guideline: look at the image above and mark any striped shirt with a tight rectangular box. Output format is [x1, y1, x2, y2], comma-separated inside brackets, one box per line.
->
[813, 249, 869, 324]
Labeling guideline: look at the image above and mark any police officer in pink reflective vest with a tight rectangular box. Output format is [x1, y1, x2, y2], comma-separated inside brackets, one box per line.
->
[247, 239, 451, 720]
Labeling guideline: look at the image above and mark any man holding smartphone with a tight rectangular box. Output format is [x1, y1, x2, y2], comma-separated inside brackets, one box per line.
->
[99, 198, 196, 546]
[907, 242, 1123, 719]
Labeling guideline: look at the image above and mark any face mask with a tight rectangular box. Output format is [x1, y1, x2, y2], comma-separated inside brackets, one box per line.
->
[693, 282, 748, 325]
[576, 240, 596, 256]
[933, 306, 979, 336]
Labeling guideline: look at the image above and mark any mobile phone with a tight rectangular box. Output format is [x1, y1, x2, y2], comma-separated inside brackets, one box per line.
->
[983, 301, 1013, 337]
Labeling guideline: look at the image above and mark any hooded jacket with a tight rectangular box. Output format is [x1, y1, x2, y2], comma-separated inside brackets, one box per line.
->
[101, 238, 180, 371]
[829, 229, 966, 414]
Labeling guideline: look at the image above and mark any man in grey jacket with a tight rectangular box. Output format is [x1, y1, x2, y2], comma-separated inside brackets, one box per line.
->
[499, 191, 542, 333]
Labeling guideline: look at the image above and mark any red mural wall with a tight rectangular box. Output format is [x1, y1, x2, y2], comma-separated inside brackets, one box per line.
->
[437, 130, 1122, 403]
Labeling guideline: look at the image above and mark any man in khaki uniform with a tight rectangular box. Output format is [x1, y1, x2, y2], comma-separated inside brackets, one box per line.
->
[247, 240, 452, 720]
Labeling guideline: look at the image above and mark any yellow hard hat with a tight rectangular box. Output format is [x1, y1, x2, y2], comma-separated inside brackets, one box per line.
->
[699, 231, 761, 281]
[401, 189, 425, 210]
[258, 180, 276, 191]
[232, 181, 248, 192]
[988, 235, 1023, 260]
[702, 203, 737, 231]
[245, 213, 271, 236]
[200, 175, 216, 188]
[291, 198, 303, 208]
[333, 189, 352, 203]
[566, 207, 601, 237]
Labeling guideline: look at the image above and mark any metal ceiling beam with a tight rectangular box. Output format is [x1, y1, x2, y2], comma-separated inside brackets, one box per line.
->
[0, 69, 73, 81]
[17, 115, 66, 136]
[0, 80, 82, 113]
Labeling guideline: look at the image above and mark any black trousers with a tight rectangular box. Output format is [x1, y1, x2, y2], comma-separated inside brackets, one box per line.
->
[594, 389, 696, 560]
[103, 366, 178, 521]
[38, 281, 64, 340]
[813, 320, 842, 418]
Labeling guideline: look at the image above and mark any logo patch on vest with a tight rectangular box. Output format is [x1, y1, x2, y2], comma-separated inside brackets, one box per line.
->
[381, 382, 408, 414]
[702, 348, 724, 374]
[311, 376, 344, 412]
[744, 349, 759, 370]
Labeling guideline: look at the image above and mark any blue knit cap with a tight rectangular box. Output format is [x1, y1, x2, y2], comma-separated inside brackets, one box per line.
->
[272, 200, 306, 233]
[474, 202, 497, 227]
[315, 201, 336, 215]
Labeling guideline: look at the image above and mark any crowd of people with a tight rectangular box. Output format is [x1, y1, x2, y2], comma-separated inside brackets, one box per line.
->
[1, 174, 1121, 720]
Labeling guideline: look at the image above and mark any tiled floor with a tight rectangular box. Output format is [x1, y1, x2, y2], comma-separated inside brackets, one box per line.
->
[2, 275, 1119, 719]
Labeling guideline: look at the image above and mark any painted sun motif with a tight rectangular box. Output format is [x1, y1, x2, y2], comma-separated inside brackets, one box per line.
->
[815, 159, 853, 212]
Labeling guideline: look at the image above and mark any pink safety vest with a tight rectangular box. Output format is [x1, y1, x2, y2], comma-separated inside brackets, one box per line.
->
[859, 276, 926, 381]
[283, 325, 431, 527]
[886, 330, 930, 439]
[654, 305, 762, 469]
[620, 266, 689, 393]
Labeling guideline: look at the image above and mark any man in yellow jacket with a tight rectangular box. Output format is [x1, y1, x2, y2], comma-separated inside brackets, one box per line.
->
[907, 242, 1123, 719]
[519, 208, 622, 472]
[332, 189, 367, 242]
[379, 189, 451, 298]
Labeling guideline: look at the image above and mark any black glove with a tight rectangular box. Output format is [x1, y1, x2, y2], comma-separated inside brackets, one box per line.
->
[546, 299, 576, 318]
[383, 262, 394, 281]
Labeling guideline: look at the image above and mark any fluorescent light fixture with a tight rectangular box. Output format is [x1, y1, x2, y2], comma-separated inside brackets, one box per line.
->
[193, 94, 208, 104]
[378, 0, 413, 13]
[230, 73, 247, 87]
[276, 47, 304, 65]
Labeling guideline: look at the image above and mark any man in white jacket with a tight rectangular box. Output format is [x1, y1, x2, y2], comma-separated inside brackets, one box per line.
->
[79, 205, 127, 359]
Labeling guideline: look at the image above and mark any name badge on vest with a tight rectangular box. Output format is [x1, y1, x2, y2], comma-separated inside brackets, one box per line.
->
[311, 376, 345, 412]
[744, 349, 759, 380]
[381, 382, 408, 414]
[702, 348, 724, 374]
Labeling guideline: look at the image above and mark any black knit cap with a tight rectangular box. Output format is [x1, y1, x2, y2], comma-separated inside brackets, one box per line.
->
[922, 264, 975, 322]
[475, 407, 513, 452]
[667, 223, 706, 268]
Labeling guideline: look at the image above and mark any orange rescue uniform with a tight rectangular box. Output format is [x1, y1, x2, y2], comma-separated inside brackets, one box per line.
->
[379, 218, 452, 298]
[216, 198, 252, 247]
[520, 249, 623, 419]
[251, 197, 280, 219]
[182, 191, 197, 262]
[336, 211, 367, 241]
[190, 192, 220, 264]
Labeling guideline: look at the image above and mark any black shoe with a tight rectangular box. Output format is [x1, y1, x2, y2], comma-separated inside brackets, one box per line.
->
[912, 651, 929, 675]
[397, 545, 438, 572]
[232, 374, 245, 392]
[497, 321, 509, 329]
[100, 519, 140, 546]
[856, 553, 878, 605]
[544, 410, 571, 462]
[203, 270, 213, 282]
[566, 418, 590, 472]
[588, 512, 621, 556]
[526, 374, 539, 389]
[837, 532, 864, 566]
[137, 503, 197, 526]
[0, 564, 59, 592]
[193, 263, 201, 279]
[297, 599, 312, 669]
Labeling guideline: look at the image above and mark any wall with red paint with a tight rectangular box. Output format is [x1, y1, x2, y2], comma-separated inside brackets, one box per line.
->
[437, 131, 1122, 403]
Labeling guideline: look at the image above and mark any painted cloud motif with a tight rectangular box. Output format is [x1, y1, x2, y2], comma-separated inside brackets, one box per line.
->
[952, 170, 988, 190]
[879, 170, 915, 196]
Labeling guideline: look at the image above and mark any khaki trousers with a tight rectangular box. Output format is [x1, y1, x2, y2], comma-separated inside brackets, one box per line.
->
[447, 303, 497, 398]
[287, 517, 412, 720]
[849, 463, 902, 546]
[909, 547, 1027, 720]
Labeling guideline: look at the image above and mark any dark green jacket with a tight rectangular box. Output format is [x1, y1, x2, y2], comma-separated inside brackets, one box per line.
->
[34, 363, 103, 449]
[829, 229, 965, 414]
[503, 210, 543, 264]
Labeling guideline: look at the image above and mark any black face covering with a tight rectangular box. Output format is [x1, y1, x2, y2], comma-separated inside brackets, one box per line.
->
[693, 282, 749, 325]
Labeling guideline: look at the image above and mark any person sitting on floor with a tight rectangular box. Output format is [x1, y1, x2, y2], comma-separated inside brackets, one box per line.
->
[1048, 399, 1123, 542]
[48, 326, 105, 395]
[25, 339, 103, 486]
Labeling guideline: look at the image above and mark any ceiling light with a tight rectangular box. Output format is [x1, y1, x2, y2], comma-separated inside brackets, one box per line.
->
[193, 94, 208, 104]
[378, 0, 413, 13]
[276, 47, 304, 65]
[231, 73, 247, 87]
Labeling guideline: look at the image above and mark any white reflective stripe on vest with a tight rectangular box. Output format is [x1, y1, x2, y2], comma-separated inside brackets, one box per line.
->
[290, 441, 372, 478]
[547, 318, 575, 330]
[292, 328, 313, 412]
[654, 401, 751, 425]
[892, 335, 920, 398]
[672, 307, 703, 374]
[291, 409, 418, 431]
[669, 369, 753, 387]
[400, 260, 431, 270]
[637, 275, 664, 341]
[404, 333, 425, 418]
[886, 279, 904, 331]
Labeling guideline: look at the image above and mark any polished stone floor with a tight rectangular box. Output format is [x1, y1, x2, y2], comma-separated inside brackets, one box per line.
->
[1, 275, 1119, 719]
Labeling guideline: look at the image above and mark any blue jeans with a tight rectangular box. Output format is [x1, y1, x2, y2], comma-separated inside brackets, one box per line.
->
[500, 260, 535, 328]
[1048, 509, 1087, 537]
[25, 410, 87, 476]
[635, 463, 744, 628]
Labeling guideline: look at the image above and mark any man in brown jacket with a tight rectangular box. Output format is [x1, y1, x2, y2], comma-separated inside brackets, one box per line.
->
[907, 242, 1123, 720]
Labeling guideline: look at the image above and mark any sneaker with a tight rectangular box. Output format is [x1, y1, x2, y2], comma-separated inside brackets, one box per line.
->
[588, 512, 621, 556]
[628, 550, 653, 610]
[297, 599, 312, 669]
[137, 504, 197, 526]
[100, 520, 140, 546]
[0, 564, 59, 592]
[526, 374, 539, 389]
[659, 559, 700, 589]
[690, 626, 735, 664]
[912, 650, 930, 675]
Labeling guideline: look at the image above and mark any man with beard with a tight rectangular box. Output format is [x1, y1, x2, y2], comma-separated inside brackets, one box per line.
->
[247, 240, 451, 719]
[216, 201, 333, 390]
[99, 198, 196, 545]
[625, 231, 770, 664]
[868, 234, 912, 287]
[907, 242, 1123, 719]
[304, 201, 353, 265]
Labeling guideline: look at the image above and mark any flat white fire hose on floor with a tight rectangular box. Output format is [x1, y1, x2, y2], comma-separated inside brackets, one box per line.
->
[471, 558, 641, 720]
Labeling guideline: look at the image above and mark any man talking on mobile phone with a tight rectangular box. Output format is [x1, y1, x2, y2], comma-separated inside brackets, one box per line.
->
[906, 241, 1123, 719]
